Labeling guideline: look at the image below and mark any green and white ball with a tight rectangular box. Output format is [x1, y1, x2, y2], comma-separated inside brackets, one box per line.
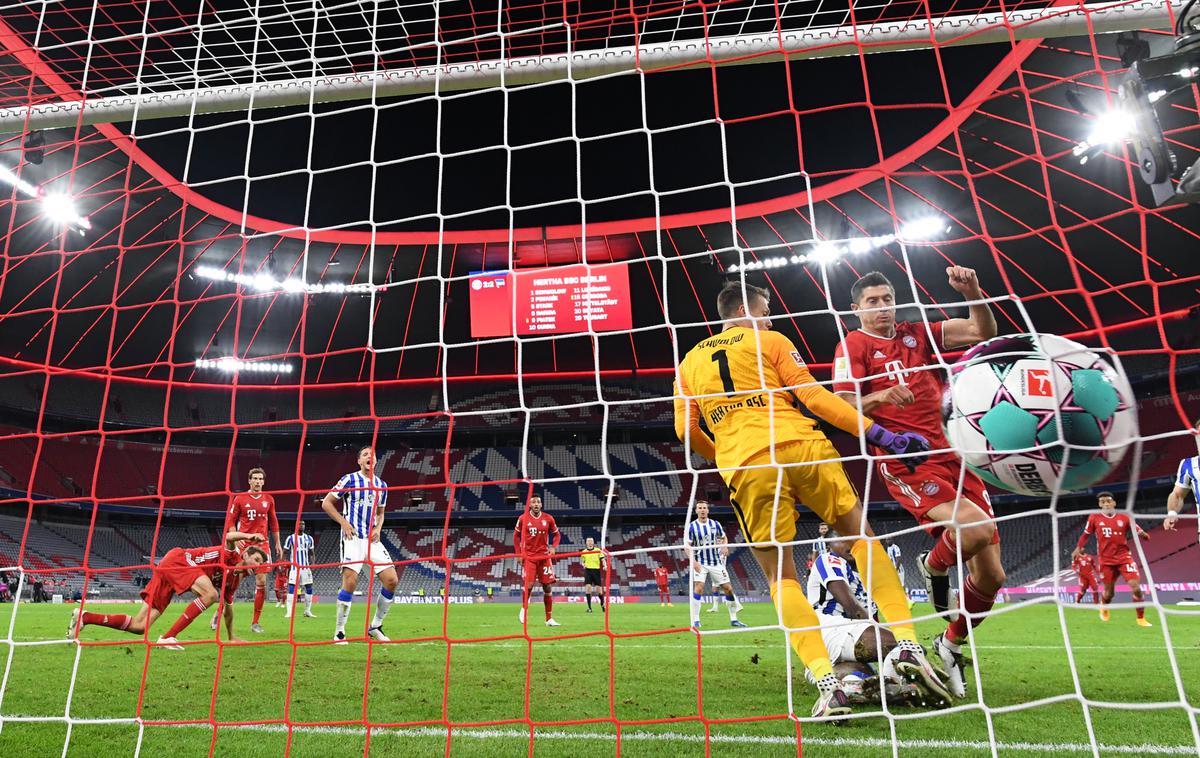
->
[944, 333, 1136, 497]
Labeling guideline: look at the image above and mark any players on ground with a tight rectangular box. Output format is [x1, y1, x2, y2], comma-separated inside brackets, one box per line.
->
[284, 519, 317, 619]
[675, 280, 945, 718]
[806, 535, 948, 706]
[1072, 550, 1100, 606]
[579, 537, 606, 613]
[1073, 491, 1152, 626]
[212, 468, 283, 634]
[321, 446, 397, 643]
[69, 534, 267, 648]
[653, 564, 673, 606]
[515, 495, 561, 627]
[684, 500, 745, 628]
[832, 267, 1000, 698]
[1165, 453, 1199, 532]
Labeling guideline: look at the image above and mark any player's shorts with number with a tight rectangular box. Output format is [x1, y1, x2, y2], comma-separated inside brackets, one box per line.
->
[583, 568, 603, 586]
[817, 613, 872, 663]
[691, 563, 731, 587]
[140, 566, 205, 613]
[523, 557, 557, 586]
[878, 452, 997, 543]
[726, 439, 858, 544]
[340, 537, 393, 575]
[288, 567, 314, 586]
[1100, 559, 1140, 585]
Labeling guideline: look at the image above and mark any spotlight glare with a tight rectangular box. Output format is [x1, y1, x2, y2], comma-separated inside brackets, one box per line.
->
[899, 217, 949, 242]
[41, 193, 91, 231]
[1087, 109, 1136, 146]
[810, 243, 842, 265]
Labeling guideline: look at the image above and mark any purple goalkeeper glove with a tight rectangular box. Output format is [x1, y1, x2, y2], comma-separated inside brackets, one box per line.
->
[865, 423, 930, 471]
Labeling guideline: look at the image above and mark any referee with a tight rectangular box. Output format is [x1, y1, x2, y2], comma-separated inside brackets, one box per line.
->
[580, 538, 607, 613]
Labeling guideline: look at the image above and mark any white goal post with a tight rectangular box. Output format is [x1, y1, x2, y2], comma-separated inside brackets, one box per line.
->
[0, 0, 1179, 134]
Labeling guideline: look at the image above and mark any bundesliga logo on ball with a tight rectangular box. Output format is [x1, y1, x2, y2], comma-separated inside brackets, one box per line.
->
[944, 333, 1137, 497]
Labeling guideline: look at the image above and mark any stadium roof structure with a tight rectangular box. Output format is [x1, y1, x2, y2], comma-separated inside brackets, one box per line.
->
[0, 0, 1196, 409]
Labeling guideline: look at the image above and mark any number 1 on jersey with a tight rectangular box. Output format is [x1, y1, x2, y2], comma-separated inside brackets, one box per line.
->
[712, 350, 736, 393]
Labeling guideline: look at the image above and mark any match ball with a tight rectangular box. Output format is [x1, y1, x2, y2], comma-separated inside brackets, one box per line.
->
[944, 333, 1137, 497]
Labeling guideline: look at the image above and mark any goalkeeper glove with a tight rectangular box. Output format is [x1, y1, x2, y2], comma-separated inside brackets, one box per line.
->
[865, 423, 930, 471]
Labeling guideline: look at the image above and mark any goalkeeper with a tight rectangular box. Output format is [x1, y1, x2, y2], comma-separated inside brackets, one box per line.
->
[674, 281, 944, 719]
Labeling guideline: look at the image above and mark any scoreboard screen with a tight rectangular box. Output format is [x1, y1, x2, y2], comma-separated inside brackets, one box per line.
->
[468, 263, 633, 338]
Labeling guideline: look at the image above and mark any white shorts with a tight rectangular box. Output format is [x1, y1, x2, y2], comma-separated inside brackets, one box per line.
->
[691, 563, 731, 587]
[288, 567, 314, 587]
[340, 537, 393, 576]
[817, 612, 872, 663]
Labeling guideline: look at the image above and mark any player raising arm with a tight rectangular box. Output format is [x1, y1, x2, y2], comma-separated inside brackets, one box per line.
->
[322, 446, 398, 644]
[1164, 454, 1198, 531]
[70, 532, 266, 648]
[1072, 491, 1151, 627]
[213, 468, 283, 634]
[832, 268, 1000, 698]
[674, 281, 944, 719]
[515, 496, 562, 627]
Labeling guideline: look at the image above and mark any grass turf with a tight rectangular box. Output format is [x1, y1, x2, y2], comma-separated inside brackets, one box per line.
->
[0, 597, 1196, 757]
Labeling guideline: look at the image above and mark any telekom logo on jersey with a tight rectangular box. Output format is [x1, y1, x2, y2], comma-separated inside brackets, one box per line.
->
[883, 359, 909, 385]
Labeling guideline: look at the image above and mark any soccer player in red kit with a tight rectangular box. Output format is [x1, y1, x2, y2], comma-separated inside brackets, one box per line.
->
[833, 268, 999, 698]
[1072, 492, 1151, 626]
[653, 565, 673, 606]
[514, 495, 561, 627]
[1072, 551, 1100, 606]
[214, 467, 283, 634]
[69, 533, 266, 648]
[273, 568, 287, 607]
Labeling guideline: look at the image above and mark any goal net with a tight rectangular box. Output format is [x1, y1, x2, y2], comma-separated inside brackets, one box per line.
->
[0, 0, 1198, 755]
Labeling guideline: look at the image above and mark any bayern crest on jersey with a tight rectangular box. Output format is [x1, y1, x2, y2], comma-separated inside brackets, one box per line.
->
[903, 335, 918, 348]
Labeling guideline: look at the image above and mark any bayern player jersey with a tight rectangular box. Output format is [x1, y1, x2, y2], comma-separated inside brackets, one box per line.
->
[164, 545, 242, 597]
[806, 553, 873, 618]
[1072, 552, 1096, 579]
[685, 518, 726, 567]
[1175, 456, 1199, 509]
[1079, 512, 1143, 565]
[331, 471, 388, 539]
[832, 321, 949, 448]
[284, 533, 314, 567]
[225, 492, 278, 540]
[653, 566, 670, 586]
[514, 512, 559, 557]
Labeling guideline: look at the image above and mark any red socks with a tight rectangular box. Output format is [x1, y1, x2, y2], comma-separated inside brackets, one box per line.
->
[80, 612, 131, 631]
[164, 598, 209, 639]
[543, 592, 553, 621]
[925, 529, 961, 574]
[1136, 604, 1146, 620]
[947, 577, 996, 643]
[252, 586, 265, 623]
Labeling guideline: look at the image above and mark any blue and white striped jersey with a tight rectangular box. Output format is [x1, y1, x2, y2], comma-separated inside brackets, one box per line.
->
[1175, 456, 1200, 509]
[330, 471, 388, 539]
[806, 553, 874, 618]
[886, 542, 901, 569]
[284, 533, 314, 567]
[684, 518, 726, 567]
[814, 537, 828, 556]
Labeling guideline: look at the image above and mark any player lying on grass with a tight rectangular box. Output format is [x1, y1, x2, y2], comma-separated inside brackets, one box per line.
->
[675, 280, 944, 719]
[833, 267, 1001, 698]
[68, 533, 267, 649]
[1073, 491, 1152, 627]
[806, 534, 950, 708]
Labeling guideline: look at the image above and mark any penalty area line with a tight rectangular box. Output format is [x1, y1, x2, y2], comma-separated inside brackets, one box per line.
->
[141, 721, 1196, 754]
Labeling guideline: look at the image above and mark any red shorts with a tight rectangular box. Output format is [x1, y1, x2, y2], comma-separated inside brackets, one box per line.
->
[878, 452, 998, 544]
[523, 557, 557, 587]
[140, 566, 200, 613]
[274, 573, 287, 591]
[1100, 560, 1140, 585]
[1076, 574, 1098, 591]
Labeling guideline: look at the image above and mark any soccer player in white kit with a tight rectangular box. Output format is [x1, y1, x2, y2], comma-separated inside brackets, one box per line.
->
[283, 520, 317, 619]
[684, 501, 746, 629]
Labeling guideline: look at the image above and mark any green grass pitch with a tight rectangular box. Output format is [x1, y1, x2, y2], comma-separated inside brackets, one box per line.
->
[0, 598, 1196, 757]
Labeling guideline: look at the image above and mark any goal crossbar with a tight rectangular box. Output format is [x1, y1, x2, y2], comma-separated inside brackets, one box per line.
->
[0, 0, 1178, 134]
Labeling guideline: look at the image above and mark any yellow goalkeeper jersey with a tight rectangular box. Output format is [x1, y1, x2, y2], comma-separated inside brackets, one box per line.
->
[674, 327, 873, 471]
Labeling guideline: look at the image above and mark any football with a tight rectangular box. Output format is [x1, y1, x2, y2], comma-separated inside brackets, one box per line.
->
[944, 333, 1137, 497]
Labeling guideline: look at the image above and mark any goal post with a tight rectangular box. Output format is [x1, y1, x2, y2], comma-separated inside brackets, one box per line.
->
[0, 0, 1180, 134]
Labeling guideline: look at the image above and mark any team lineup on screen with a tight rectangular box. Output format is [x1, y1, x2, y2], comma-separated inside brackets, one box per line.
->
[66, 268, 1199, 721]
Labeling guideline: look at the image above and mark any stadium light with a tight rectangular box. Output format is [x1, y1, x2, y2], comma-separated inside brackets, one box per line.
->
[898, 216, 950, 242]
[726, 233, 900, 273]
[40, 193, 92, 233]
[195, 357, 293, 374]
[194, 264, 373, 294]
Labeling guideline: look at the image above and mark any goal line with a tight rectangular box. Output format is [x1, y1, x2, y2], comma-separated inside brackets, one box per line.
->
[0, 0, 1178, 134]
